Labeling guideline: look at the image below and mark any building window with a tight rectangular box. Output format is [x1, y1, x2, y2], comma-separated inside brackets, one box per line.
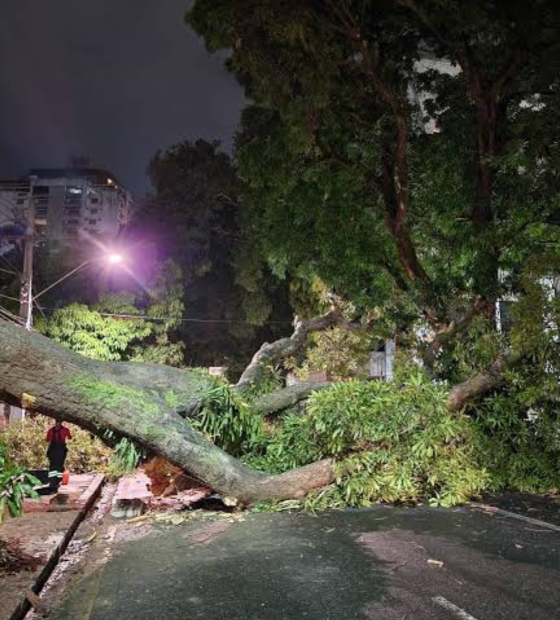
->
[16, 198, 25, 205]
[90, 208, 98, 214]
[90, 197, 99, 204]
[66, 186, 82, 195]
[64, 206, 81, 216]
[88, 219, 97, 225]
[497, 301, 515, 334]
[33, 186, 49, 196]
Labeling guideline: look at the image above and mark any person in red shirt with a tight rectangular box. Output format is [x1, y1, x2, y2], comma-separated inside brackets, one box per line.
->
[46, 421, 72, 491]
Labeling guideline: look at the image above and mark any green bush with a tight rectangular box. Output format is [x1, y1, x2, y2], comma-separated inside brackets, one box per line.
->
[286, 326, 379, 381]
[0, 416, 112, 473]
[193, 378, 262, 455]
[474, 393, 560, 493]
[0, 444, 39, 523]
[245, 371, 491, 508]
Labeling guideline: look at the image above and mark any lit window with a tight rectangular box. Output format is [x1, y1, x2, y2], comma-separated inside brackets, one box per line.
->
[66, 186, 82, 195]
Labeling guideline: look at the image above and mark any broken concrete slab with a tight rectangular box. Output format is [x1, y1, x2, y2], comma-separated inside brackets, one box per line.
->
[111, 473, 153, 519]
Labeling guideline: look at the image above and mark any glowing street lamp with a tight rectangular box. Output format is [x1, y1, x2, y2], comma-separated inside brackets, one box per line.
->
[31, 252, 126, 321]
[107, 253, 123, 265]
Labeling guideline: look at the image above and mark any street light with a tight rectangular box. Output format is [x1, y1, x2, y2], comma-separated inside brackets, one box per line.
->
[30, 253, 126, 324]
[107, 253, 123, 265]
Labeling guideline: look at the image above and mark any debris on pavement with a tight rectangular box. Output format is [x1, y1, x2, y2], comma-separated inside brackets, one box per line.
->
[0, 538, 44, 575]
[182, 520, 232, 546]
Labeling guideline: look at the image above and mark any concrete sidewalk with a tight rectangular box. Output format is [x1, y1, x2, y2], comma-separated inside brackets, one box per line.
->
[23, 474, 104, 513]
[49, 504, 560, 620]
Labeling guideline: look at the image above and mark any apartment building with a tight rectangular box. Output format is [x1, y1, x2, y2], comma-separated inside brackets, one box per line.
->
[0, 168, 132, 255]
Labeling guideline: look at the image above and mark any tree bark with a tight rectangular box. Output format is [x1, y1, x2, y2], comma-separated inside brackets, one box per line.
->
[446, 358, 506, 412]
[0, 320, 334, 504]
[236, 309, 354, 389]
[249, 382, 332, 416]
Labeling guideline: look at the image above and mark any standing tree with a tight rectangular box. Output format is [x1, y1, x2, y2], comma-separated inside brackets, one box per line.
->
[188, 0, 560, 406]
[133, 139, 294, 369]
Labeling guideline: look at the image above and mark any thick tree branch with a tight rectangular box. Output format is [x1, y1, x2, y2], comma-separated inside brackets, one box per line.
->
[423, 298, 489, 368]
[323, 2, 432, 291]
[447, 357, 506, 412]
[379, 151, 430, 285]
[0, 319, 334, 503]
[236, 309, 358, 389]
[249, 381, 332, 416]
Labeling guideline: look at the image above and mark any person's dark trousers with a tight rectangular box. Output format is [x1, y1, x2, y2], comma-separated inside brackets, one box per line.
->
[47, 443, 67, 491]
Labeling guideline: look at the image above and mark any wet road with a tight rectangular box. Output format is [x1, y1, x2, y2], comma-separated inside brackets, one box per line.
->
[51, 503, 560, 620]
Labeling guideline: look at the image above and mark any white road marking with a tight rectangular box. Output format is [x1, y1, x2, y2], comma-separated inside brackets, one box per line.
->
[433, 595, 480, 620]
[473, 504, 560, 533]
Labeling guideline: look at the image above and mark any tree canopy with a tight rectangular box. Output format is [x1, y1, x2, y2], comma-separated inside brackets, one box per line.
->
[132, 139, 295, 369]
[187, 0, 560, 346]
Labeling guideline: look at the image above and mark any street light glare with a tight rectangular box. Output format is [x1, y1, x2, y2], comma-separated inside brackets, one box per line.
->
[107, 253, 123, 264]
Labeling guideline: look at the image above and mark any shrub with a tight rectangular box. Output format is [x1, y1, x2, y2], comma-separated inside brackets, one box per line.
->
[193, 378, 262, 455]
[0, 444, 39, 523]
[0, 416, 112, 473]
[285, 326, 379, 381]
[474, 393, 560, 494]
[245, 370, 490, 508]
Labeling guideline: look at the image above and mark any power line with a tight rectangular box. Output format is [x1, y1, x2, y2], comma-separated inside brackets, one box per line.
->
[31, 307, 293, 326]
[0, 291, 19, 302]
[96, 312, 293, 325]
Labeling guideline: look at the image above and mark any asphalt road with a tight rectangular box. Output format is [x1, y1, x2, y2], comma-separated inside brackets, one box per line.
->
[51, 503, 560, 620]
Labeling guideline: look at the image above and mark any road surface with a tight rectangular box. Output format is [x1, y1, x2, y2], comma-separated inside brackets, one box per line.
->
[51, 503, 560, 620]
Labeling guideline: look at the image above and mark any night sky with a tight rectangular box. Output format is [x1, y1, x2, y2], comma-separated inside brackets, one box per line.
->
[0, 1, 245, 196]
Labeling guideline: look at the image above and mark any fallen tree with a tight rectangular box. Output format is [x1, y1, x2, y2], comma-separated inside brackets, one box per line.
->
[0, 317, 339, 504]
[0, 311, 511, 504]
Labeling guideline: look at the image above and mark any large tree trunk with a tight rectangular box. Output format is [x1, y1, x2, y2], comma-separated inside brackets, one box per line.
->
[0, 320, 334, 504]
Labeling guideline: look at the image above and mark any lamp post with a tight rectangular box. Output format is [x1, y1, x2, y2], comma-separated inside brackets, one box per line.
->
[28, 252, 124, 327]
[19, 175, 37, 330]
[33, 253, 123, 301]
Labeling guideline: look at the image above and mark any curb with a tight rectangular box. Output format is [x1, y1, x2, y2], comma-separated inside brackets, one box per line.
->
[8, 475, 105, 620]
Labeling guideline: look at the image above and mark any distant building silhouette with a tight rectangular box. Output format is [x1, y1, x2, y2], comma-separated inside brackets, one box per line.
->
[0, 168, 132, 255]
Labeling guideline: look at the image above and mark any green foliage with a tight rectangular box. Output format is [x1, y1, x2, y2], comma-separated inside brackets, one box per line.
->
[0, 443, 39, 523]
[189, 0, 560, 338]
[474, 394, 560, 493]
[136, 139, 294, 369]
[245, 371, 490, 508]
[37, 302, 150, 361]
[192, 379, 262, 455]
[287, 326, 380, 381]
[37, 260, 186, 366]
[0, 416, 112, 474]
[104, 437, 146, 479]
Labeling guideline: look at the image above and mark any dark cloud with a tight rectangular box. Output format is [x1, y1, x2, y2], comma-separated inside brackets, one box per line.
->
[0, 1, 245, 195]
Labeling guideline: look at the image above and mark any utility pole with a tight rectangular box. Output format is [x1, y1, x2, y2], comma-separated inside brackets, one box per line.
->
[20, 175, 37, 329]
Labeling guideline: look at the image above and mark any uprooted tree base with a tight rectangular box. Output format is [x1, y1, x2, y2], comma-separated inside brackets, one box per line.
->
[0, 314, 505, 504]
